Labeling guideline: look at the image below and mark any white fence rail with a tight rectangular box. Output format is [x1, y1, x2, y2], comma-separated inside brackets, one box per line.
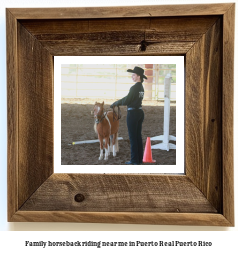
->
[61, 64, 176, 101]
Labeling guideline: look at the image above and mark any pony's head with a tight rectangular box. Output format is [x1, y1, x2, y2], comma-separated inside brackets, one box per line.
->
[93, 101, 104, 123]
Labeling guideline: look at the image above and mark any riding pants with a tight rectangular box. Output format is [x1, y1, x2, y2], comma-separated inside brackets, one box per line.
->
[126, 109, 144, 164]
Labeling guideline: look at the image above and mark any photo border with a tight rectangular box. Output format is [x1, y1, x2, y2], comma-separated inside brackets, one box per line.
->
[55, 56, 184, 174]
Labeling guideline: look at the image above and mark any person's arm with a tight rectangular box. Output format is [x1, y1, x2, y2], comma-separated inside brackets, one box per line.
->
[110, 87, 133, 108]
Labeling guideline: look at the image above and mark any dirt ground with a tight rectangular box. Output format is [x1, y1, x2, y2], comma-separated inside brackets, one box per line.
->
[61, 98, 176, 165]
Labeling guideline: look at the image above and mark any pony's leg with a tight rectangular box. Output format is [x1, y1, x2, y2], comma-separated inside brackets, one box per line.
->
[104, 136, 109, 160]
[109, 135, 113, 153]
[98, 135, 104, 160]
[113, 145, 116, 157]
[107, 136, 111, 156]
[112, 133, 118, 157]
[115, 132, 119, 152]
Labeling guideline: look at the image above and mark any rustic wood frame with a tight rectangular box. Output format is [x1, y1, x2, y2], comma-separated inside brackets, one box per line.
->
[7, 4, 234, 226]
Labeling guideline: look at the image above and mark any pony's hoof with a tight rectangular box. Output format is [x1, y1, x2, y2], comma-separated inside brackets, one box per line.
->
[113, 152, 116, 157]
[98, 156, 103, 160]
[104, 157, 108, 160]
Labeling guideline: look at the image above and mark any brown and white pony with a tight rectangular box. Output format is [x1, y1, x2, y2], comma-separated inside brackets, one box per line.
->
[93, 101, 119, 160]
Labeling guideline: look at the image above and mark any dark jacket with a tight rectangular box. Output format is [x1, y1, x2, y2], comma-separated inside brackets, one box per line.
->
[113, 82, 144, 109]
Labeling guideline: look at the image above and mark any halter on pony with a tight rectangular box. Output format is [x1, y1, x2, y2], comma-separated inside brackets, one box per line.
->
[93, 102, 106, 124]
[93, 102, 121, 124]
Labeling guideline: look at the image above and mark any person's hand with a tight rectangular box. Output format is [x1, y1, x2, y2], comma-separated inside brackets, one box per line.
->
[110, 102, 117, 108]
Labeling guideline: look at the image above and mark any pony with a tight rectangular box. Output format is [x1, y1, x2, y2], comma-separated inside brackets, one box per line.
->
[93, 101, 120, 160]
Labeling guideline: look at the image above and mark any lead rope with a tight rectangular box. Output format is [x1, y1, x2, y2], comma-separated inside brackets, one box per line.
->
[113, 106, 121, 122]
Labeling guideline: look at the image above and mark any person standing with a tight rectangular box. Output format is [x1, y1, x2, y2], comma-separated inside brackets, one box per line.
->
[110, 66, 147, 165]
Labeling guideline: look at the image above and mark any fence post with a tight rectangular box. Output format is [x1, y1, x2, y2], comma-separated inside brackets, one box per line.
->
[150, 73, 176, 151]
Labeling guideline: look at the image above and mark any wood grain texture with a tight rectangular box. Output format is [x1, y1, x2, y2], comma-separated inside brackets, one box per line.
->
[11, 211, 232, 226]
[31, 31, 201, 44]
[19, 17, 218, 56]
[18, 23, 54, 208]
[186, 18, 222, 212]
[8, 4, 233, 19]
[20, 174, 217, 213]
[6, 9, 18, 221]
[20, 16, 218, 34]
[39, 41, 193, 56]
[222, 4, 235, 226]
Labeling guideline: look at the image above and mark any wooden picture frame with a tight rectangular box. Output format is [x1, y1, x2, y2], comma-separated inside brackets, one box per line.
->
[7, 3, 234, 226]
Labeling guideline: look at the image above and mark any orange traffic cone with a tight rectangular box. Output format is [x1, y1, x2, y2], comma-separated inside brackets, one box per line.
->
[143, 137, 156, 163]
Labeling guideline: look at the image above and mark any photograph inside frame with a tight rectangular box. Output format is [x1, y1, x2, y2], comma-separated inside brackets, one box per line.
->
[60, 63, 180, 169]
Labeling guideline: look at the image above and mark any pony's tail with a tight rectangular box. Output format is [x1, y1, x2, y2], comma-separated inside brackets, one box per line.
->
[109, 133, 119, 152]
[94, 122, 98, 134]
[109, 135, 113, 152]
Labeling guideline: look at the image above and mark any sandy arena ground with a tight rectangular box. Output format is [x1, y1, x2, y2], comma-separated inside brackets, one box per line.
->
[61, 98, 176, 165]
